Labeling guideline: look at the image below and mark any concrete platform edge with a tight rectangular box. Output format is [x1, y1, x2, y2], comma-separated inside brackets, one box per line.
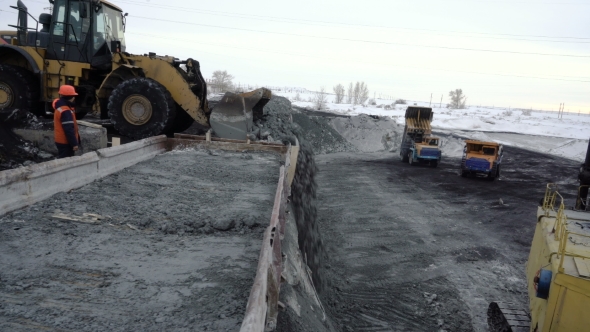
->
[0, 135, 168, 216]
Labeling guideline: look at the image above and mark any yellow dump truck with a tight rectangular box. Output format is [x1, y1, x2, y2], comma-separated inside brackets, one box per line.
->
[0, 0, 269, 140]
[400, 106, 441, 167]
[460, 140, 503, 180]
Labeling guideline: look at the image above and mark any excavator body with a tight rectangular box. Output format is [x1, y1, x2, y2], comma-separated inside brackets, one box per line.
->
[488, 139, 590, 332]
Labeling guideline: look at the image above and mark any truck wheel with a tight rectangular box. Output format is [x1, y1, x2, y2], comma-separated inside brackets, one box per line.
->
[488, 163, 498, 181]
[169, 104, 195, 134]
[108, 77, 177, 139]
[496, 165, 501, 178]
[401, 151, 409, 162]
[0, 64, 41, 116]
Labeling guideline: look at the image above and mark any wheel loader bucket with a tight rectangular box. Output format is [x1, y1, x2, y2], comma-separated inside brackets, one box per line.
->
[209, 88, 272, 140]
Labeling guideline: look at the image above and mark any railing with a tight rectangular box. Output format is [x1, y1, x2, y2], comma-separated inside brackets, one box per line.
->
[542, 183, 560, 213]
[541, 183, 590, 274]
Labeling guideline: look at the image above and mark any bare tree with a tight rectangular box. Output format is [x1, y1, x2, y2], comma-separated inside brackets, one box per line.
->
[346, 82, 353, 104]
[211, 70, 234, 93]
[333, 84, 345, 104]
[357, 82, 369, 105]
[313, 86, 328, 110]
[448, 89, 467, 109]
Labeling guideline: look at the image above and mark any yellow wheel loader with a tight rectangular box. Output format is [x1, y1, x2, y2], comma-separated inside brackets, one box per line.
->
[0, 0, 270, 140]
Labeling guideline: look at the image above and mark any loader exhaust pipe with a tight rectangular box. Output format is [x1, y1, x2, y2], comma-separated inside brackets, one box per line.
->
[10, 0, 28, 45]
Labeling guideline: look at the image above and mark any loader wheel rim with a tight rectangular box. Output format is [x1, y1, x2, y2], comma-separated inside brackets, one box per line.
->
[122, 94, 152, 125]
[0, 82, 14, 109]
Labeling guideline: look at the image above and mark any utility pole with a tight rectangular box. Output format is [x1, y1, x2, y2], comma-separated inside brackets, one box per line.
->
[429, 93, 432, 107]
[439, 94, 443, 108]
[558, 103, 565, 119]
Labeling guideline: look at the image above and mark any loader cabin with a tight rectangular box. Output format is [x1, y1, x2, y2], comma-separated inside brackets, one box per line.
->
[464, 140, 502, 158]
[11, 0, 127, 68]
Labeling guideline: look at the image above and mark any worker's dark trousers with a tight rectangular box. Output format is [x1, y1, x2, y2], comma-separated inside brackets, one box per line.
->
[55, 143, 74, 159]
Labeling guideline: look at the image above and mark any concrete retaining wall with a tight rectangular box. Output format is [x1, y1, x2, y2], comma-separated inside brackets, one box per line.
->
[97, 136, 168, 176]
[0, 135, 168, 216]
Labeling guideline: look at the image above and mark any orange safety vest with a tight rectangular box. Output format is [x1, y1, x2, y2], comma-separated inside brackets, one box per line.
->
[53, 99, 80, 145]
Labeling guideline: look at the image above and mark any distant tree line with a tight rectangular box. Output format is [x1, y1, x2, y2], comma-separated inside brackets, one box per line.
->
[333, 81, 369, 105]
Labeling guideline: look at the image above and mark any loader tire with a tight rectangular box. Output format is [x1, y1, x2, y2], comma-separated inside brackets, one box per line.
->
[169, 104, 195, 134]
[0, 64, 41, 116]
[108, 77, 176, 140]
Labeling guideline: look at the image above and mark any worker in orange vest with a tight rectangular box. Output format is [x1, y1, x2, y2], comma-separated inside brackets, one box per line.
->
[53, 85, 80, 158]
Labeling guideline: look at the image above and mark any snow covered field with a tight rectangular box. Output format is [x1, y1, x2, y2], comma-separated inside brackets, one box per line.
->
[273, 88, 590, 162]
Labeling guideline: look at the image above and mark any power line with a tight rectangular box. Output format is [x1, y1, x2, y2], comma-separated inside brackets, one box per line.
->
[130, 15, 590, 59]
[127, 31, 590, 83]
[117, 0, 590, 42]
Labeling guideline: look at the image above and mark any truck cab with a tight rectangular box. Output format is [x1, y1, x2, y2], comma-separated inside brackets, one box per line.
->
[460, 140, 503, 180]
[407, 136, 442, 167]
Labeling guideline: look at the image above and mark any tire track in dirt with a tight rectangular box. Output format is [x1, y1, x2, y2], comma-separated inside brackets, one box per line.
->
[316, 147, 579, 331]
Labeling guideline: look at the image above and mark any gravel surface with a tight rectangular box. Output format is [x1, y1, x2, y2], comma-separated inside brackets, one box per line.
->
[0, 148, 280, 331]
[310, 147, 580, 331]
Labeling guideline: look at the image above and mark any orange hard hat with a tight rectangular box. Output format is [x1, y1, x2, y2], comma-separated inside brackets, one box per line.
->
[58, 85, 78, 96]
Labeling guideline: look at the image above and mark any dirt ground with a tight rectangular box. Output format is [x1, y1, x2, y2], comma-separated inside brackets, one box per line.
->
[0, 149, 280, 331]
[2, 96, 586, 331]
[310, 147, 580, 332]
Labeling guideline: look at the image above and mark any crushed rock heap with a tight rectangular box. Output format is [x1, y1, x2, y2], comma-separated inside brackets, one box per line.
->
[0, 111, 53, 170]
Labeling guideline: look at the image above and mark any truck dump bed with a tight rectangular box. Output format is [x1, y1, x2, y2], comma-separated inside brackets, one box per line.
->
[404, 106, 433, 135]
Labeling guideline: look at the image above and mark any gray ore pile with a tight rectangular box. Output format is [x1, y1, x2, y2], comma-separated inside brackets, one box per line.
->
[254, 96, 332, 292]
[0, 110, 52, 170]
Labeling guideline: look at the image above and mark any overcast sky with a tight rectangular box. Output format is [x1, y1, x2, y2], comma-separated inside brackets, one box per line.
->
[2, 0, 589, 112]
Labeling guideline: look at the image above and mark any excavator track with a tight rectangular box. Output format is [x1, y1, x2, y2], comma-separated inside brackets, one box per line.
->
[487, 302, 530, 332]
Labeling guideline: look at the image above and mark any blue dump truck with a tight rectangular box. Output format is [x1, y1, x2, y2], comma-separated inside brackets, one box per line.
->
[460, 140, 503, 180]
[400, 106, 442, 167]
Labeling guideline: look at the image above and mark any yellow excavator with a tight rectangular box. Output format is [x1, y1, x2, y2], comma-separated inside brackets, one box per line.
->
[0, 0, 270, 140]
[488, 139, 590, 332]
